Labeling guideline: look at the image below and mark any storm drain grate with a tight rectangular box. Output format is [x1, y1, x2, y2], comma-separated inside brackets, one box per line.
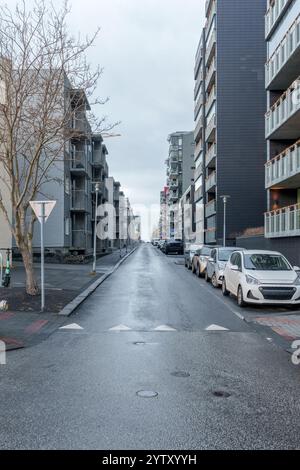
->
[171, 371, 190, 378]
[136, 390, 158, 398]
[212, 390, 231, 398]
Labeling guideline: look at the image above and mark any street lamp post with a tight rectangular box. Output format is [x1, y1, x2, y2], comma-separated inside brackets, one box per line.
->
[220, 195, 230, 247]
[92, 182, 100, 274]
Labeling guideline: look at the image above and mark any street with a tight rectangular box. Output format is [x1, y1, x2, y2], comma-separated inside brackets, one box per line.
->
[0, 244, 300, 450]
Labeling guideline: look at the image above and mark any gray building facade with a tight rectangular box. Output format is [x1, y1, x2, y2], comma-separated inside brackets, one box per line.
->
[194, 0, 267, 245]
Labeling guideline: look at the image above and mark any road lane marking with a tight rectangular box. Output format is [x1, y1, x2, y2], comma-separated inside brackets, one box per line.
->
[205, 324, 229, 331]
[109, 324, 132, 331]
[59, 323, 84, 331]
[153, 325, 177, 332]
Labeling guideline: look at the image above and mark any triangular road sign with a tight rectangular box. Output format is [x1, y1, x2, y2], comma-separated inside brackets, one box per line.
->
[30, 200, 56, 223]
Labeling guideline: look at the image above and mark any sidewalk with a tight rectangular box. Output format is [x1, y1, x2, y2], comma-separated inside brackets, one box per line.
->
[0, 247, 136, 351]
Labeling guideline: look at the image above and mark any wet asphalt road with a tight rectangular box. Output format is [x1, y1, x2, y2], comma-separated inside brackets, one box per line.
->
[1, 243, 300, 450]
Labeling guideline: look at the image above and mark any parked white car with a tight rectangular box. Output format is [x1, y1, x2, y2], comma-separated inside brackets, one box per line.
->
[222, 250, 300, 308]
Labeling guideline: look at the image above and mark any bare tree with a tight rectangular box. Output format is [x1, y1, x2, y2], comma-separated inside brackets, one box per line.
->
[0, 0, 116, 295]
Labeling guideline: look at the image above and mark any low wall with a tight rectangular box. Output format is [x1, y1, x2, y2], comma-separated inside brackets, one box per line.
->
[236, 234, 300, 267]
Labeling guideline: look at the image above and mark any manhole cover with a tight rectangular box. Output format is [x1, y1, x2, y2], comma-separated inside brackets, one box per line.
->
[136, 390, 158, 398]
[171, 371, 190, 378]
[212, 390, 231, 398]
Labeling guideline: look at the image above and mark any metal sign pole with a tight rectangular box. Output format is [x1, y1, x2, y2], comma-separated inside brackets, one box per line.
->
[41, 203, 45, 312]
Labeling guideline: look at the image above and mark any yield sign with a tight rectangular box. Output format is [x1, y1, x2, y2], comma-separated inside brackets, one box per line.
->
[30, 201, 56, 224]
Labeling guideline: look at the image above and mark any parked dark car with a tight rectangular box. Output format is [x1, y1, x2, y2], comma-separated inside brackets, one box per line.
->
[162, 240, 184, 255]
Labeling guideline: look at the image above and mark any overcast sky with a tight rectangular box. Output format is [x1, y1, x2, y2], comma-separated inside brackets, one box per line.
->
[10, 0, 206, 237]
[67, 0, 206, 207]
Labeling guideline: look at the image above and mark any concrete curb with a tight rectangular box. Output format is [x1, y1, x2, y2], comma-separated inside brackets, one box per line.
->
[59, 247, 138, 317]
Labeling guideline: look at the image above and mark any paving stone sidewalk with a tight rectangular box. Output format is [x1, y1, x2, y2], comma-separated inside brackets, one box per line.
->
[0, 248, 134, 350]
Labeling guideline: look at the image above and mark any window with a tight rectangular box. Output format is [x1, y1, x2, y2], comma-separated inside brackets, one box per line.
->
[235, 254, 242, 270]
[244, 254, 291, 271]
[230, 253, 237, 265]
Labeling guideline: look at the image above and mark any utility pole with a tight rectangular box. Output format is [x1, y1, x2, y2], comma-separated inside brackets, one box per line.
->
[220, 195, 230, 247]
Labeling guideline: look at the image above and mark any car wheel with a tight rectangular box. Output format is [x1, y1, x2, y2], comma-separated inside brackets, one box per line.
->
[237, 285, 246, 308]
[222, 279, 229, 296]
[211, 273, 218, 289]
[205, 271, 210, 283]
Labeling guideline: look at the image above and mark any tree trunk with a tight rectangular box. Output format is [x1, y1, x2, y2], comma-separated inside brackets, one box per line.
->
[20, 246, 39, 296]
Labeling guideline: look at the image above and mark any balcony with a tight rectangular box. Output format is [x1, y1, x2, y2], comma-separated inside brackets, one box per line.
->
[70, 115, 90, 136]
[70, 150, 90, 177]
[195, 115, 204, 142]
[194, 41, 203, 79]
[205, 0, 215, 17]
[169, 168, 180, 177]
[265, 139, 300, 189]
[265, 203, 300, 238]
[194, 69, 203, 100]
[206, 143, 216, 168]
[206, 0, 216, 35]
[205, 57, 216, 93]
[266, 78, 300, 139]
[206, 171, 216, 192]
[206, 86, 216, 115]
[205, 30, 216, 67]
[194, 164, 203, 183]
[194, 93, 203, 121]
[169, 145, 179, 154]
[266, 13, 300, 90]
[205, 199, 216, 218]
[169, 191, 179, 202]
[71, 190, 89, 212]
[205, 114, 216, 143]
[72, 230, 88, 249]
[92, 149, 106, 167]
[194, 140, 203, 159]
[265, 0, 292, 39]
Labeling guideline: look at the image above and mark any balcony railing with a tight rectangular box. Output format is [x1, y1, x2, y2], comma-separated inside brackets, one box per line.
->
[194, 93, 203, 120]
[206, 171, 216, 191]
[266, 77, 300, 138]
[206, 86, 216, 114]
[206, 0, 216, 36]
[205, 30, 216, 66]
[205, 114, 216, 142]
[169, 191, 179, 201]
[70, 150, 88, 171]
[205, 0, 215, 17]
[195, 139, 203, 158]
[206, 143, 216, 167]
[265, 0, 291, 38]
[205, 199, 216, 218]
[265, 139, 300, 188]
[205, 57, 216, 91]
[265, 203, 300, 238]
[195, 115, 204, 141]
[71, 190, 88, 212]
[194, 69, 203, 99]
[266, 13, 300, 88]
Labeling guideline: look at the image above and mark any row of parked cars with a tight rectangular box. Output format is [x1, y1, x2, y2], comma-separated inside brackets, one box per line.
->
[152, 239, 184, 255]
[185, 244, 300, 308]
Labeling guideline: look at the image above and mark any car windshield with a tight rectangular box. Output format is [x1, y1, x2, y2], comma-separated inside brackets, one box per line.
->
[218, 250, 236, 262]
[244, 254, 292, 271]
[201, 248, 212, 256]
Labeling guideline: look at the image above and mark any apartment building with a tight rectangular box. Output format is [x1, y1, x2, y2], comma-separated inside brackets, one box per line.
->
[159, 187, 169, 240]
[194, 0, 266, 245]
[264, 0, 300, 254]
[166, 131, 194, 238]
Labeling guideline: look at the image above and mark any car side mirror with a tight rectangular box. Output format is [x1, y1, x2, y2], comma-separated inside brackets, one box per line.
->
[209, 258, 214, 262]
[231, 265, 239, 271]
[293, 266, 300, 272]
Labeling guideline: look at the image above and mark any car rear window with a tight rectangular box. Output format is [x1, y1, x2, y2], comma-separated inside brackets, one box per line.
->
[201, 247, 212, 256]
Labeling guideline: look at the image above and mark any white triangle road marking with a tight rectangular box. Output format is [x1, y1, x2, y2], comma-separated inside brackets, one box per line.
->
[109, 324, 132, 331]
[154, 325, 177, 332]
[205, 324, 229, 331]
[59, 323, 84, 331]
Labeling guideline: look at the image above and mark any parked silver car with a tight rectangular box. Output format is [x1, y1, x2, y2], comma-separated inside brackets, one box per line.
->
[205, 247, 243, 288]
[184, 244, 203, 270]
